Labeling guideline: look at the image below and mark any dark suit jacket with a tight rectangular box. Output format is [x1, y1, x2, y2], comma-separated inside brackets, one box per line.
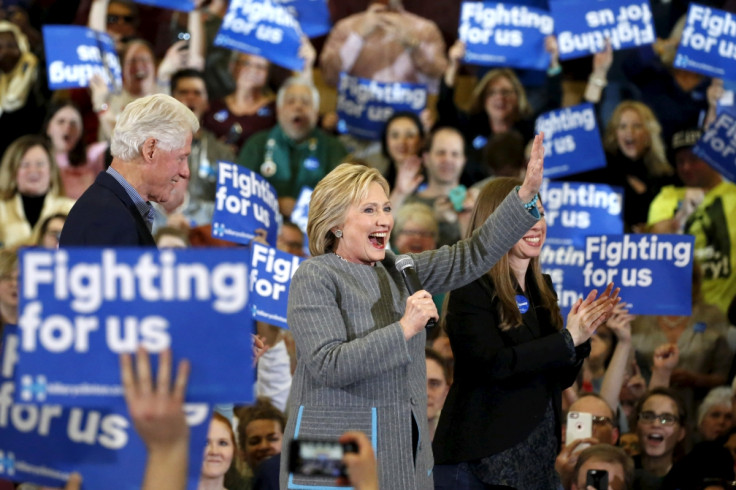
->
[60, 171, 156, 246]
[432, 273, 590, 464]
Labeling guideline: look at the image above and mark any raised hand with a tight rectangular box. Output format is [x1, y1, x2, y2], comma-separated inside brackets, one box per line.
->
[518, 132, 544, 203]
[566, 283, 620, 346]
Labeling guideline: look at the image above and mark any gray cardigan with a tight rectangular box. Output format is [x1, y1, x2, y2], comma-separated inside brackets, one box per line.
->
[280, 190, 539, 490]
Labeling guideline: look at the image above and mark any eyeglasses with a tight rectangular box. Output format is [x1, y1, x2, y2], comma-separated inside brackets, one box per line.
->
[399, 230, 434, 239]
[107, 14, 136, 25]
[591, 415, 614, 427]
[638, 411, 679, 426]
[486, 89, 516, 98]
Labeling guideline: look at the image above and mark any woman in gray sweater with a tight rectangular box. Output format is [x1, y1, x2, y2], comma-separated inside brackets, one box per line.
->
[280, 136, 545, 490]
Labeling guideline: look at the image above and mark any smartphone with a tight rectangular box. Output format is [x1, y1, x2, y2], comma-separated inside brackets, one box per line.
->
[566, 411, 592, 446]
[288, 439, 358, 478]
[448, 185, 467, 212]
[586, 469, 609, 490]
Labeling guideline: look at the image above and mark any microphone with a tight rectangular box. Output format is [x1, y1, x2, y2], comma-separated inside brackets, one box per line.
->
[394, 254, 436, 329]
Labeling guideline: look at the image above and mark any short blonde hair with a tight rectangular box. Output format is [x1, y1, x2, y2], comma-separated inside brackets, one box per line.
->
[468, 68, 531, 120]
[393, 202, 438, 241]
[111, 93, 199, 161]
[0, 247, 19, 278]
[307, 163, 389, 257]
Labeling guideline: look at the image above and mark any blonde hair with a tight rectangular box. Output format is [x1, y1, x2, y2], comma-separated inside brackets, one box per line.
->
[464, 177, 561, 331]
[468, 68, 531, 120]
[307, 163, 389, 257]
[0, 135, 64, 200]
[393, 202, 438, 242]
[603, 101, 673, 178]
[110, 93, 199, 161]
[0, 247, 18, 277]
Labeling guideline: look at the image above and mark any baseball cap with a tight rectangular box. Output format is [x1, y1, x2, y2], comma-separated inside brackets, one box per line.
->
[671, 128, 703, 151]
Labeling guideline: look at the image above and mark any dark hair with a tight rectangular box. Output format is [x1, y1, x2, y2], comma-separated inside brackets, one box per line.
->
[236, 398, 286, 452]
[43, 99, 86, 167]
[572, 392, 617, 424]
[423, 126, 465, 154]
[425, 347, 452, 385]
[36, 212, 67, 246]
[636, 387, 687, 425]
[170, 68, 207, 94]
[380, 111, 424, 162]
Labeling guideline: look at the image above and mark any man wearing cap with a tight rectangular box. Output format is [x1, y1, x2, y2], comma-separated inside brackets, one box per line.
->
[647, 128, 736, 314]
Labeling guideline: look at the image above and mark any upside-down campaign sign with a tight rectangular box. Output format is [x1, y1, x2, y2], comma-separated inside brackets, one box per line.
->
[550, 0, 655, 60]
[133, 0, 195, 11]
[693, 107, 736, 183]
[15, 248, 253, 406]
[675, 4, 736, 81]
[535, 103, 606, 178]
[1, 325, 212, 489]
[42, 25, 121, 90]
[540, 181, 623, 318]
[583, 234, 695, 315]
[250, 243, 304, 329]
[459, 2, 554, 70]
[214, 0, 304, 71]
[212, 161, 281, 246]
[336, 74, 427, 140]
[275, 0, 331, 38]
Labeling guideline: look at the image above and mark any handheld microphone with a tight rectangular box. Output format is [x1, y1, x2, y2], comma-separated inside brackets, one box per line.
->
[394, 254, 436, 329]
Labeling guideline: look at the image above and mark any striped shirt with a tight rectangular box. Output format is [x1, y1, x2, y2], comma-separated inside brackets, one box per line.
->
[106, 166, 155, 232]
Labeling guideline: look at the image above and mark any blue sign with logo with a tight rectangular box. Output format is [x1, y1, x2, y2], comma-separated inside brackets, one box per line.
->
[275, 0, 331, 38]
[583, 234, 695, 315]
[550, 0, 656, 60]
[0, 325, 211, 489]
[674, 3, 736, 81]
[250, 243, 303, 329]
[535, 103, 607, 178]
[213, 161, 281, 246]
[337, 73, 427, 140]
[459, 1, 554, 70]
[693, 107, 736, 183]
[132, 0, 195, 11]
[42, 25, 122, 90]
[15, 248, 254, 406]
[541, 246, 587, 320]
[214, 0, 305, 71]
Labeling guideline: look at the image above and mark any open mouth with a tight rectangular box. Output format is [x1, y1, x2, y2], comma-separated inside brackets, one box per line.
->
[646, 433, 664, 444]
[369, 232, 387, 249]
[523, 236, 541, 245]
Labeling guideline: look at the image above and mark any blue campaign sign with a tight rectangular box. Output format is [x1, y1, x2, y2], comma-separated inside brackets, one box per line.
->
[0, 325, 211, 490]
[43, 25, 122, 90]
[250, 243, 304, 329]
[213, 161, 281, 246]
[15, 248, 254, 406]
[541, 245, 587, 320]
[583, 234, 695, 315]
[541, 180, 624, 248]
[550, 0, 656, 61]
[275, 0, 331, 38]
[535, 103, 607, 178]
[693, 108, 736, 183]
[674, 4, 736, 81]
[459, 1, 554, 70]
[214, 0, 305, 71]
[133, 0, 195, 11]
[290, 186, 312, 236]
[337, 74, 428, 140]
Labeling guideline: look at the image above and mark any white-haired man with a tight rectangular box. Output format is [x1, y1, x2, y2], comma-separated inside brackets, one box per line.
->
[60, 93, 199, 246]
[237, 76, 347, 218]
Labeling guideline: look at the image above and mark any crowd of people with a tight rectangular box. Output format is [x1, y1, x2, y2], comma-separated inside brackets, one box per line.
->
[1, 0, 736, 489]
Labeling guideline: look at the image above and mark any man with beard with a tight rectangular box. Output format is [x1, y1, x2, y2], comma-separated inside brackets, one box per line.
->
[237, 77, 348, 218]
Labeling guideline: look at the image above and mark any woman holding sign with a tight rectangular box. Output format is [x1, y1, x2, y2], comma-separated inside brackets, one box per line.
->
[432, 177, 619, 489]
[282, 133, 587, 490]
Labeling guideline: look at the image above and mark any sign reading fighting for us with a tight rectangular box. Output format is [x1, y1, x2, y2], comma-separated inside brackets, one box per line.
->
[213, 161, 281, 246]
[674, 4, 736, 81]
[459, 2, 554, 70]
[16, 248, 253, 406]
[693, 108, 736, 182]
[214, 0, 305, 71]
[42, 25, 121, 90]
[250, 243, 303, 329]
[275, 0, 331, 38]
[540, 181, 623, 318]
[535, 103, 606, 178]
[336, 74, 427, 141]
[133, 0, 195, 11]
[0, 325, 211, 490]
[583, 234, 695, 315]
[549, 0, 655, 60]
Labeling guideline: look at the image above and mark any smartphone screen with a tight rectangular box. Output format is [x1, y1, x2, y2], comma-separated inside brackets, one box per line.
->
[288, 440, 352, 478]
[586, 469, 609, 490]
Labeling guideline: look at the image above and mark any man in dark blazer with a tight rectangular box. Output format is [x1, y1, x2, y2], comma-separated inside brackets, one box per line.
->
[60, 94, 199, 246]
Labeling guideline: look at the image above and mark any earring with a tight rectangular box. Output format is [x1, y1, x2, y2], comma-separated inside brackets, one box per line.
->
[335, 229, 343, 238]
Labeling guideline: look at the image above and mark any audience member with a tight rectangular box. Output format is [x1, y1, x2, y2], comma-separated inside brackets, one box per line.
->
[391, 201, 438, 254]
[151, 176, 214, 234]
[432, 176, 618, 489]
[648, 128, 736, 314]
[570, 444, 634, 490]
[33, 212, 66, 249]
[697, 387, 734, 442]
[426, 347, 451, 441]
[379, 111, 425, 189]
[236, 398, 285, 477]
[200, 412, 240, 490]
[0, 135, 75, 247]
[0, 247, 18, 334]
[154, 226, 189, 249]
[237, 77, 347, 218]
